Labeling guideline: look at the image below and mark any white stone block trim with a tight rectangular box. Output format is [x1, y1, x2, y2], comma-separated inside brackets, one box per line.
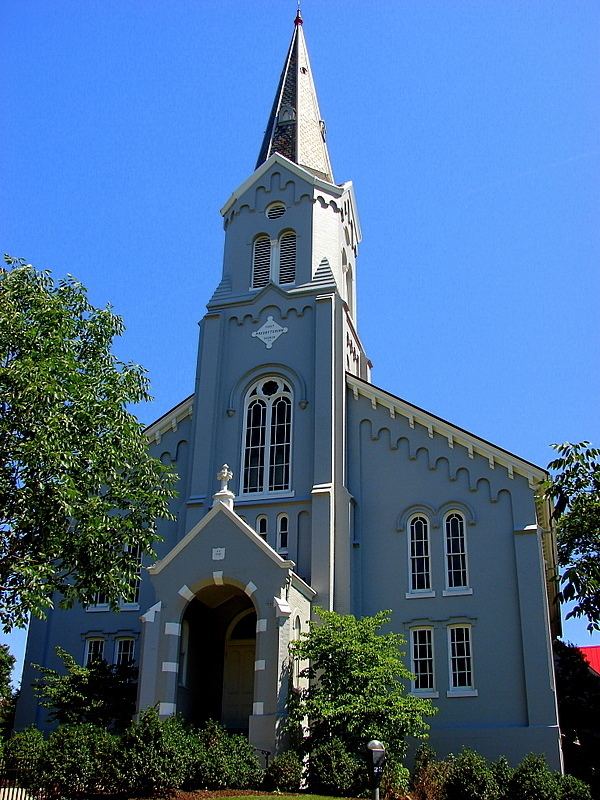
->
[255, 660, 265, 671]
[140, 601, 161, 623]
[162, 661, 178, 673]
[252, 702, 264, 715]
[245, 581, 257, 596]
[212, 547, 226, 560]
[178, 584, 195, 601]
[164, 622, 181, 637]
[159, 702, 176, 716]
[256, 618, 267, 633]
[213, 571, 224, 585]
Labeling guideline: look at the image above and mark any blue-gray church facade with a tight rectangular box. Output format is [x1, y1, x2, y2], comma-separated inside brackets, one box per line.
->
[16, 13, 563, 769]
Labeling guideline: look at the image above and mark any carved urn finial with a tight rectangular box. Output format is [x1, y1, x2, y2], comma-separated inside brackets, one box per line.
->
[213, 464, 235, 510]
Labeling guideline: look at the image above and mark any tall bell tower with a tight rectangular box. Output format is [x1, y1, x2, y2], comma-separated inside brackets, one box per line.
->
[183, 9, 369, 612]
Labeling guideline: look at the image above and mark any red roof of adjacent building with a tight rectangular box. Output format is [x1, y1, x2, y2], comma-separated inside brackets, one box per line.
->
[579, 646, 600, 676]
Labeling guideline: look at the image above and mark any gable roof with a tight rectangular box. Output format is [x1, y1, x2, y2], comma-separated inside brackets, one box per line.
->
[346, 373, 546, 487]
[580, 646, 600, 677]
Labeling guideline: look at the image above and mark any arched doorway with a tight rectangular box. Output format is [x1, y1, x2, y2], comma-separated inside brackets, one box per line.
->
[177, 584, 256, 732]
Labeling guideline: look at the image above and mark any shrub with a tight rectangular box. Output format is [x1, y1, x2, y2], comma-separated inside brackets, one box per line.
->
[186, 719, 263, 789]
[119, 708, 192, 795]
[40, 723, 118, 799]
[264, 749, 304, 792]
[308, 736, 367, 796]
[445, 748, 499, 800]
[412, 756, 452, 800]
[492, 757, 513, 800]
[381, 758, 410, 800]
[3, 726, 46, 791]
[508, 754, 561, 800]
[559, 774, 593, 800]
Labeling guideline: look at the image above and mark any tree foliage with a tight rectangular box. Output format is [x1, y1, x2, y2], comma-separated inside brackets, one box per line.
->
[0, 643, 16, 737]
[544, 441, 600, 631]
[33, 646, 137, 730]
[0, 256, 177, 629]
[288, 607, 436, 761]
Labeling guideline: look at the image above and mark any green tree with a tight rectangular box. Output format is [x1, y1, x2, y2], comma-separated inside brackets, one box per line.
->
[0, 256, 177, 630]
[33, 646, 137, 730]
[544, 442, 600, 632]
[288, 607, 436, 761]
[0, 643, 16, 737]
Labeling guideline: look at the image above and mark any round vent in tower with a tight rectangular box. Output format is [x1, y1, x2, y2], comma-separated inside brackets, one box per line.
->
[266, 202, 286, 220]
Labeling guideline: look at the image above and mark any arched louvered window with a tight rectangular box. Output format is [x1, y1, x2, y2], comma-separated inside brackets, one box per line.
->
[278, 231, 296, 284]
[252, 235, 271, 288]
[242, 378, 292, 494]
[409, 515, 431, 592]
[444, 512, 469, 590]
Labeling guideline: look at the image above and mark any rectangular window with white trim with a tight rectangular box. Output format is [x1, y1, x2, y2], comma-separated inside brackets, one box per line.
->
[115, 637, 135, 666]
[410, 627, 437, 696]
[448, 625, 477, 695]
[85, 638, 105, 666]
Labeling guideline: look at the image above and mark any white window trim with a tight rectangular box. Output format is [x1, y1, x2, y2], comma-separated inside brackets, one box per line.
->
[277, 512, 289, 555]
[409, 626, 439, 698]
[114, 637, 135, 666]
[443, 511, 471, 593]
[256, 514, 268, 541]
[84, 637, 105, 666]
[406, 514, 434, 597]
[240, 378, 294, 497]
[447, 624, 477, 696]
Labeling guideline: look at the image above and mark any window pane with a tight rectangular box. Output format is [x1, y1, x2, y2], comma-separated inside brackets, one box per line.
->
[412, 628, 434, 690]
[278, 514, 289, 551]
[446, 513, 467, 588]
[269, 396, 291, 491]
[450, 627, 473, 688]
[86, 639, 105, 666]
[410, 516, 431, 591]
[243, 399, 266, 492]
[116, 638, 135, 666]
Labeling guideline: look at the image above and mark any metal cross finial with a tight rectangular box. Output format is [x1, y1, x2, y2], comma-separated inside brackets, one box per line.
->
[294, 2, 303, 26]
[217, 464, 233, 492]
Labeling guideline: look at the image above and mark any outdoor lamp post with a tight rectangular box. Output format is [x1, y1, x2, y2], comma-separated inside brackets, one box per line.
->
[367, 739, 386, 800]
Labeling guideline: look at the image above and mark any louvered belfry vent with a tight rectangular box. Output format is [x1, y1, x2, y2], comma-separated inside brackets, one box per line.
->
[279, 232, 296, 284]
[252, 236, 271, 288]
[266, 202, 286, 220]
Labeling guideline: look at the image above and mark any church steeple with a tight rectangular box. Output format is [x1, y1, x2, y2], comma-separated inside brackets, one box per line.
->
[256, 10, 334, 183]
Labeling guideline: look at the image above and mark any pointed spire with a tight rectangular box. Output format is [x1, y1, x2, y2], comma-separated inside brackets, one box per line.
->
[256, 11, 334, 182]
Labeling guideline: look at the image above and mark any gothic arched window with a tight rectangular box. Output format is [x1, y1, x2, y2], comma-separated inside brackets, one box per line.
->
[444, 512, 469, 590]
[242, 378, 292, 495]
[409, 514, 431, 593]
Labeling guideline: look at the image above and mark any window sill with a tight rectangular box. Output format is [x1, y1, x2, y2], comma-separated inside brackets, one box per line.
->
[120, 603, 140, 612]
[405, 591, 436, 599]
[447, 689, 478, 698]
[442, 588, 473, 597]
[86, 605, 110, 613]
[411, 690, 439, 699]
[238, 490, 295, 503]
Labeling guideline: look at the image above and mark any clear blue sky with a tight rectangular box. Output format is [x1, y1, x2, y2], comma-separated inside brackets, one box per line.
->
[1, 1, 599, 683]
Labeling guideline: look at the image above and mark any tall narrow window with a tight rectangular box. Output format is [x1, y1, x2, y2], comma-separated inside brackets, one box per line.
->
[123, 544, 142, 606]
[242, 378, 292, 495]
[409, 515, 431, 592]
[256, 515, 268, 541]
[445, 512, 468, 590]
[448, 625, 475, 691]
[411, 628, 435, 692]
[277, 514, 289, 553]
[278, 231, 296, 284]
[115, 637, 135, 666]
[85, 638, 105, 666]
[252, 235, 271, 288]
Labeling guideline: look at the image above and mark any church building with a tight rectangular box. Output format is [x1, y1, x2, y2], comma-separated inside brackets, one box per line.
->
[16, 11, 563, 768]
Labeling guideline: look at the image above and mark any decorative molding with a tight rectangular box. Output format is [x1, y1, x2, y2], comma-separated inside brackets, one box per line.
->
[255, 660, 266, 671]
[212, 548, 225, 560]
[252, 701, 264, 715]
[348, 374, 544, 489]
[140, 601, 161, 623]
[145, 395, 193, 445]
[213, 571, 224, 585]
[161, 662, 178, 673]
[158, 702, 176, 716]
[178, 585, 195, 602]
[245, 581, 258, 596]
[256, 618, 267, 633]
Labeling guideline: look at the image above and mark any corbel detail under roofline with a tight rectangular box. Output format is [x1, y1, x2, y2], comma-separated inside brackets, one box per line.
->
[346, 374, 546, 489]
